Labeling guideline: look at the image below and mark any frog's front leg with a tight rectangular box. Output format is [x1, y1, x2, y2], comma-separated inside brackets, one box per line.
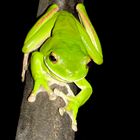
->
[54, 78, 92, 131]
[28, 52, 54, 102]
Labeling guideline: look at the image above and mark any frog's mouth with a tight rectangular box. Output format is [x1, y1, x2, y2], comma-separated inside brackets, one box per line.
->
[44, 59, 70, 83]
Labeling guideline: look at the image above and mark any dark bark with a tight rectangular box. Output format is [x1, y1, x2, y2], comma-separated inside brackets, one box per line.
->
[16, 0, 83, 140]
[15, 71, 76, 140]
[37, 0, 83, 17]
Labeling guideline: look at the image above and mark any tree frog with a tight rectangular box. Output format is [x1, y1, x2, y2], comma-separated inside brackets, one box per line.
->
[21, 3, 103, 131]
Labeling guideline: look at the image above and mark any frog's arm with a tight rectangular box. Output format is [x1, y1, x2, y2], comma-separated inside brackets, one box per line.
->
[76, 3, 103, 65]
[54, 78, 92, 131]
[21, 4, 59, 81]
[27, 51, 58, 102]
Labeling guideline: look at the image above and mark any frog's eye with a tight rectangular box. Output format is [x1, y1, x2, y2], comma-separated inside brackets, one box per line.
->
[49, 52, 57, 63]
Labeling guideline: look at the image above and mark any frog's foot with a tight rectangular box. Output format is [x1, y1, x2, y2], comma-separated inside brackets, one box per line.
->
[28, 78, 55, 102]
[54, 89, 79, 131]
[21, 53, 29, 82]
[28, 88, 57, 102]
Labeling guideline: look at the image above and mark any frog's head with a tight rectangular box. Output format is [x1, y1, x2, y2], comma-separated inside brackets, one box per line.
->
[43, 45, 91, 82]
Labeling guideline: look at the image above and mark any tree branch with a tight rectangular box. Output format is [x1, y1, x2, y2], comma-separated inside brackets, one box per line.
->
[15, 0, 83, 140]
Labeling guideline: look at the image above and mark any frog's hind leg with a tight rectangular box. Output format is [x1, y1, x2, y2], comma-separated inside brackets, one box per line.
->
[76, 3, 103, 65]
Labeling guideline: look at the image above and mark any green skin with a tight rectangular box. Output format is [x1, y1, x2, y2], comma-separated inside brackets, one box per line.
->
[22, 3, 103, 131]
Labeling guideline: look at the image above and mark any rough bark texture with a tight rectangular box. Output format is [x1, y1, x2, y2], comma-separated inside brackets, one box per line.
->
[16, 0, 83, 140]
[15, 71, 76, 140]
[37, 0, 83, 17]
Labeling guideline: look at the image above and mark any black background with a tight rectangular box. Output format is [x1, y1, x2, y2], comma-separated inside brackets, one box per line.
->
[1, 0, 135, 140]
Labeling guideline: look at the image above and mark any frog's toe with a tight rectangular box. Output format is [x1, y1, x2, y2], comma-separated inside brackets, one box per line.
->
[49, 94, 57, 100]
[59, 107, 65, 116]
[28, 94, 36, 102]
[53, 88, 68, 104]
[72, 123, 77, 132]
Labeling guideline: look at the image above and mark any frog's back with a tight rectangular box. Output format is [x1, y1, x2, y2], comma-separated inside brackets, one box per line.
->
[52, 11, 80, 37]
[49, 11, 87, 55]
